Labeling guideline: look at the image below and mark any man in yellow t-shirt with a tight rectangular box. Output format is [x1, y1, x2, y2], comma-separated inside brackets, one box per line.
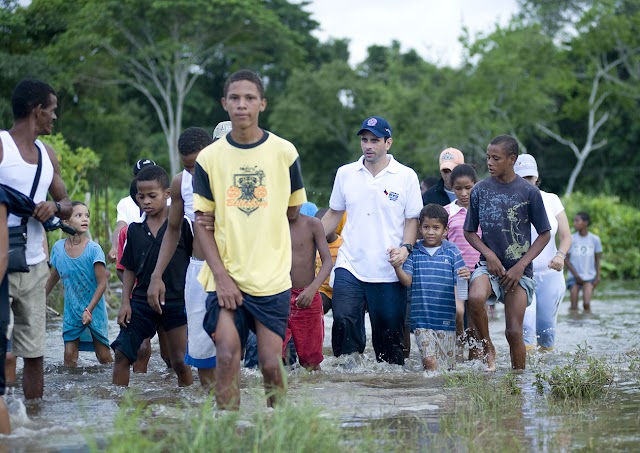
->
[193, 69, 306, 410]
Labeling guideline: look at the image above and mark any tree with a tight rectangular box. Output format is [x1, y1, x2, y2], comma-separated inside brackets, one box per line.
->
[51, 0, 311, 175]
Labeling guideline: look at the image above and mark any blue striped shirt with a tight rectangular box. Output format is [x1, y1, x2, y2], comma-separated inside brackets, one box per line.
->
[403, 239, 465, 331]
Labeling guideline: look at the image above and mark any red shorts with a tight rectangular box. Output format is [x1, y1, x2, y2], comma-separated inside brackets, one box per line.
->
[283, 288, 324, 367]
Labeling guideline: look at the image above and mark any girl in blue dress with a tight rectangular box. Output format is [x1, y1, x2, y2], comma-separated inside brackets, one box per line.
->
[46, 201, 112, 366]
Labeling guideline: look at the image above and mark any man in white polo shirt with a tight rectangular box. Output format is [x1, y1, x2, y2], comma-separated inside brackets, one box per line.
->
[321, 116, 422, 365]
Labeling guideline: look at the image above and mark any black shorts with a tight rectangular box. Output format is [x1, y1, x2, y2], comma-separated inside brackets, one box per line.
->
[203, 290, 290, 350]
[111, 299, 187, 363]
[0, 322, 7, 396]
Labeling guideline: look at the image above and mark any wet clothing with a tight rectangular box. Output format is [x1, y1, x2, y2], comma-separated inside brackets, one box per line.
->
[111, 299, 187, 363]
[470, 262, 536, 307]
[464, 176, 551, 278]
[203, 290, 291, 349]
[414, 328, 456, 370]
[331, 268, 406, 365]
[50, 239, 110, 349]
[184, 258, 216, 368]
[401, 240, 466, 332]
[283, 288, 324, 367]
[422, 178, 451, 206]
[192, 130, 306, 296]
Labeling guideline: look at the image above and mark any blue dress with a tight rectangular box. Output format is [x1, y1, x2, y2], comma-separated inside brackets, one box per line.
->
[50, 239, 110, 350]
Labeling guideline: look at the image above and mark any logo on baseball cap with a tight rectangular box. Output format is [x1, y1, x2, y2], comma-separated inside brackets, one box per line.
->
[213, 121, 233, 140]
[357, 116, 392, 138]
[515, 154, 538, 178]
[439, 148, 464, 171]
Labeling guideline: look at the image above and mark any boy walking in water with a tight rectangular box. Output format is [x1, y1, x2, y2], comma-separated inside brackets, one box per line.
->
[565, 212, 602, 312]
[285, 206, 332, 370]
[463, 135, 550, 371]
[193, 69, 306, 409]
[393, 204, 469, 371]
[112, 165, 193, 387]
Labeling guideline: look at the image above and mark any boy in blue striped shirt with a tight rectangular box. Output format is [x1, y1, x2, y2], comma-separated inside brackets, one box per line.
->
[394, 204, 470, 371]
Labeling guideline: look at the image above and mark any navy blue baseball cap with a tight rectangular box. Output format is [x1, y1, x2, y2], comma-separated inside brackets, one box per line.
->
[357, 116, 392, 138]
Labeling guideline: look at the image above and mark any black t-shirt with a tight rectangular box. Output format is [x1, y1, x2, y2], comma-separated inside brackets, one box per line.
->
[0, 186, 8, 324]
[464, 176, 551, 278]
[120, 217, 192, 304]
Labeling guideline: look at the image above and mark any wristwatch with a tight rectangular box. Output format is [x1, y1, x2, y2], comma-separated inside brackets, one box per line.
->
[55, 201, 61, 213]
[401, 243, 414, 253]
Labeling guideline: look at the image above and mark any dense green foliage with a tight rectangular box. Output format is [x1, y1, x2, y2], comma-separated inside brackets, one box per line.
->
[562, 193, 640, 279]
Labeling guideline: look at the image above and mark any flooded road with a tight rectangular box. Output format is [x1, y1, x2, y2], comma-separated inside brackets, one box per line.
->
[1, 281, 639, 451]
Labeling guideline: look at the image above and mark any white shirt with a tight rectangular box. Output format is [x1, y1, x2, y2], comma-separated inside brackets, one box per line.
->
[0, 131, 54, 265]
[329, 154, 423, 282]
[532, 190, 564, 273]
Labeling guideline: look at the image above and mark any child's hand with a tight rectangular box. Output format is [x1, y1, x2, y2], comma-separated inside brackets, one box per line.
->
[457, 267, 471, 280]
[485, 253, 505, 278]
[82, 308, 92, 325]
[295, 289, 314, 309]
[117, 304, 132, 328]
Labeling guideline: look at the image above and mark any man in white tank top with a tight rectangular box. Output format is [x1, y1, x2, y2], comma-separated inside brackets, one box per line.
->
[0, 79, 72, 400]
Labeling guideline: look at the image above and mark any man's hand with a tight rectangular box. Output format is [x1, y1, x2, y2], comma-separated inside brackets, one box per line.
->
[117, 304, 132, 327]
[387, 246, 409, 268]
[295, 288, 315, 308]
[33, 201, 57, 222]
[196, 211, 215, 231]
[147, 275, 165, 314]
[485, 252, 505, 278]
[214, 271, 243, 310]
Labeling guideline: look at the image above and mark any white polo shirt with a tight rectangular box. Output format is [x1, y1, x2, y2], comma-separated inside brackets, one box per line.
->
[329, 154, 423, 282]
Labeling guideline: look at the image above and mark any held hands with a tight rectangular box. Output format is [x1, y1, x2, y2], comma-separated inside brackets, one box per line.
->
[117, 303, 132, 328]
[387, 246, 409, 269]
[147, 275, 165, 314]
[295, 288, 315, 309]
[457, 267, 471, 280]
[215, 271, 243, 310]
[82, 308, 92, 326]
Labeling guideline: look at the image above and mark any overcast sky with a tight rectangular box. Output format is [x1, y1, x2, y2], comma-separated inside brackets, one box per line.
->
[299, 0, 520, 67]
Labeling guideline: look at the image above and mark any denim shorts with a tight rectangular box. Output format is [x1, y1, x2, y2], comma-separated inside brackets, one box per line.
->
[470, 262, 536, 307]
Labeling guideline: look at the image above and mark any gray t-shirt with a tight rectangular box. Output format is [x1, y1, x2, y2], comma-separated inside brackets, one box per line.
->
[567, 232, 602, 281]
[464, 176, 551, 278]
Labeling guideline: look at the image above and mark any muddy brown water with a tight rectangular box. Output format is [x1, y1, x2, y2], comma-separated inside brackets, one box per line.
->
[1, 281, 639, 452]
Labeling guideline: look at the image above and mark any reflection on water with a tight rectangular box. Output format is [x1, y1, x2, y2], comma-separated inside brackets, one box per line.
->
[0, 281, 639, 451]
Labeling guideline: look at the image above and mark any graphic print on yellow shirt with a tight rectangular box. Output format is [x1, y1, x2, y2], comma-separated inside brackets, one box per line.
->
[227, 166, 267, 215]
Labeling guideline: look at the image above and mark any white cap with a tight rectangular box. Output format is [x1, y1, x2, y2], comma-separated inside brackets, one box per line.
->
[515, 154, 538, 178]
[213, 121, 232, 140]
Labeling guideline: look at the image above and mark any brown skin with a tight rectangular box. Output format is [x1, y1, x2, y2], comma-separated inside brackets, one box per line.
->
[148, 159, 215, 388]
[1, 93, 72, 400]
[565, 215, 601, 312]
[112, 180, 192, 387]
[463, 144, 550, 371]
[0, 203, 10, 433]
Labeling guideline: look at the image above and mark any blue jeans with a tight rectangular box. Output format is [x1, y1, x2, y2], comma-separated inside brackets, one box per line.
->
[331, 268, 406, 365]
[523, 270, 565, 348]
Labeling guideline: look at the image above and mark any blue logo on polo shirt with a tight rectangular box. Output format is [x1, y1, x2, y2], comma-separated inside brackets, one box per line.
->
[383, 189, 399, 202]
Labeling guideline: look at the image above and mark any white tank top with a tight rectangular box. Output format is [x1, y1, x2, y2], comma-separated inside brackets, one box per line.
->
[181, 169, 195, 222]
[0, 130, 55, 265]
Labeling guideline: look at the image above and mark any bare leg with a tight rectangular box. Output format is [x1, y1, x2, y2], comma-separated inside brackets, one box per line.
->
[467, 275, 496, 371]
[503, 286, 528, 370]
[165, 325, 193, 387]
[23, 357, 44, 399]
[422, 356, 437, 371]
[214, 309, 242, 410]
[132, 338, 151, 373]
[5, 352, 16, 384]
[455, 298, 465, 360]
[256, 320, 286, 408]
[112, 350, 132, 386]
[0, 397, 9, 434]
[569, 285, 580, 310]
[581, 282, 595, 312]
[157, 326, 172, 369]
[93, 337, 114, 364]
[64, 340, 80, 367]
[198, 368, 216, 391]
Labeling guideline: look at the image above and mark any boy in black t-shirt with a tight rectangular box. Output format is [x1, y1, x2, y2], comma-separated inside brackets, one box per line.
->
[112, 165, 193, 387]
[463, 135, 550, 371]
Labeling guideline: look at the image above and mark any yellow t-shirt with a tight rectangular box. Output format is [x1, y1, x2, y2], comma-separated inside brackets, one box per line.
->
[192, 131, 307, 296]
[315, 234, 343, 299]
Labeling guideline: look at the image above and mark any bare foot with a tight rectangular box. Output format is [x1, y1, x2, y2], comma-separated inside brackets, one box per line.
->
[484, 343, 496, 372]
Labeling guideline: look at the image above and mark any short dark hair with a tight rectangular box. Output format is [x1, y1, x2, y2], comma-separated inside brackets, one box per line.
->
[12, 79, 56, 120]
[223, 69, 265, 98]
[419, 203, 448, 227]
[178, 127, 212, 156]
[489, 135, 519, 158]
[576, 211, 591, 225]
[71, 201, 87, 209]
[136, 165, 170, 190]
[450, 163, 478, 186]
